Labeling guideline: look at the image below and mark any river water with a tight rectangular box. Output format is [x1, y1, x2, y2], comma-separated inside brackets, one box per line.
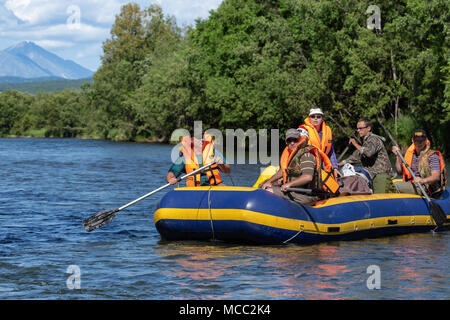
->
[0, 138, 448, 300]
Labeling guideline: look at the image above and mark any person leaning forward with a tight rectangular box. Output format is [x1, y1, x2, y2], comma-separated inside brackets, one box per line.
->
[166, 133, 231, 187]
[392, 129, 447, 198]
[338, 118, 396, 194]
[260, 128, 339, 204]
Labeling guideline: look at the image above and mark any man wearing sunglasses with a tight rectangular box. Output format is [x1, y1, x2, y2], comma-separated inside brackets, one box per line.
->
[260, 128, 339, 204]
[302, 108, 341, 178]
[338, 118, 395, 194]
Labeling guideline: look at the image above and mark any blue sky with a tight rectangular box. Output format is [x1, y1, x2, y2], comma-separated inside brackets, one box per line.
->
[0, 0, 222, 71]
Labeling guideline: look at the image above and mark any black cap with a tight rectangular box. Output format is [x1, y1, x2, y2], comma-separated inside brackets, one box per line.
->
[413, 129, 427, 142]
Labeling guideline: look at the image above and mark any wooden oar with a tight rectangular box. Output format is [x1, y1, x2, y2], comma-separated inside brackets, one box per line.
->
[376, 116, 448, 227]
[325, 114, 361, 161]
[82, 162, 217, 232]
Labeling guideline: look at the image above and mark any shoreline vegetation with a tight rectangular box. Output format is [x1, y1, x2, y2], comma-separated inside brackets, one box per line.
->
[1, 134, 166, 144]
[1, 1, 449, 156]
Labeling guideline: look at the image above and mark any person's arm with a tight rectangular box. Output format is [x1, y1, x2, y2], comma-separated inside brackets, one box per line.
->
[391, 145, 404, 175]
[328, 142, 338, 168]
[348, 138, 362, 152]
[281, 152, 315, 191]
[280, 174, 313, 192]
[213, 149, 231, 174]
[166, 171, 178, 185]
[328, 142, 342, 177]
[413, 171, 440, 185]
[260, 169, 283, 189]
[166, 156, 185, 185]
[358, 137, 380, 158]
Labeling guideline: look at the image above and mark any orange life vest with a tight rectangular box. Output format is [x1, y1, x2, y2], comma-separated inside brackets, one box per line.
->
[180, 134, 222, 187]
[402, 141, 447, 194]
[302, 117, 333, 156]
[280, 143, 340, 195]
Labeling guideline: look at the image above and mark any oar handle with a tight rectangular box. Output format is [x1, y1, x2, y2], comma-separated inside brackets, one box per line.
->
[285, 187, 328, 196]
[337, 145, 350, 162]
[117, 161, 217, 212]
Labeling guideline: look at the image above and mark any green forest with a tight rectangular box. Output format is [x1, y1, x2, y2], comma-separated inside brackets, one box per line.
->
[1, 0, 449, 156]
[0, 78, 93, 94]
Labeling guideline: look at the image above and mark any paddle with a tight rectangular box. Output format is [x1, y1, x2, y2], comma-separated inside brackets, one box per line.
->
[82, 162, 217, 232]
[376, 116, 448, 227]
[285, 187, 331, 197]
[325, 114, 361, 161]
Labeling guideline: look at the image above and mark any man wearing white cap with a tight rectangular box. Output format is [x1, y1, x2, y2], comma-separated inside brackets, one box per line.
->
[302, 108, 340, 178]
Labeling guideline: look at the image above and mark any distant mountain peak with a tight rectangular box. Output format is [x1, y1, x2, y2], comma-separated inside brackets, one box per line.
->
[6, 41, 40, 52]
[0, 41, 93, 80]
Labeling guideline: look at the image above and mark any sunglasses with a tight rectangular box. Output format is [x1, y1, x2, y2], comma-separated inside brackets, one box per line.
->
[310, 115, 323, 119]
[286, 138, 300, 144]
[356, 126, 368, 131]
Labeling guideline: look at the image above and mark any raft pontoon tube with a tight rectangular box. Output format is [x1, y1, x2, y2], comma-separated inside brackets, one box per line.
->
[154, 187, 450, 244]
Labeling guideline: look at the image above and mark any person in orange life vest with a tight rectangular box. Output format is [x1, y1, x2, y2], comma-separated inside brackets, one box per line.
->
[166, 134, 231, 187]
[392, 129, 447, 198]
[302, 108, 341, 178]
[260, 128, 339, 204]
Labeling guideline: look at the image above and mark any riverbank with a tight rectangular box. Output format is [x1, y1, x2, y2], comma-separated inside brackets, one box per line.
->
[1, 132, 167, 143]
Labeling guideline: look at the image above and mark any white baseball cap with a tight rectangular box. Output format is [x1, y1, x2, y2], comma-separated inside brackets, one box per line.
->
[309, 108, 324, 116]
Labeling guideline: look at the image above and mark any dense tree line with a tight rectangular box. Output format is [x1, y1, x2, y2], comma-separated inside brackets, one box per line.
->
[1, 0, 449, 156]
[0, 78, 92, 95]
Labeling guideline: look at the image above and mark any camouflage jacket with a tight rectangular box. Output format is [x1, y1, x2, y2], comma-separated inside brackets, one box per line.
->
[343, 133, 393, 179]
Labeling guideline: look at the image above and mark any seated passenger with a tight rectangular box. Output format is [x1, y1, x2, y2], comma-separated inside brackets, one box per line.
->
[301, 108, 341, 178]
[338, 118, 396, 193]
[392, 129, 447, 198]
[260, 127, 339, 204]
[166, 134, 230, 187]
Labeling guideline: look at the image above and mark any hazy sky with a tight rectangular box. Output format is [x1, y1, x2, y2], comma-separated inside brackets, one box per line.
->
[0, 0, 223, 71]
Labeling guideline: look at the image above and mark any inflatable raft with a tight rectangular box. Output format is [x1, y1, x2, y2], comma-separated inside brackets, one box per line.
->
[154, 186, 450, 245]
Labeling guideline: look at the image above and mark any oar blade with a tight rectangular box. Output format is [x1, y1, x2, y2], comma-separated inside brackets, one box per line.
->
[82, 209, 119, 232]
[429, 202, 448, 227]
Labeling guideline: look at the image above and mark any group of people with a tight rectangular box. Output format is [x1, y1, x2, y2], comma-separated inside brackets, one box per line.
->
[166, 108, 447, 205]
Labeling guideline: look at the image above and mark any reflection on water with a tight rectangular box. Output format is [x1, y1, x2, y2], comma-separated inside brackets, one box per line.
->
[0, 138, 448, 300]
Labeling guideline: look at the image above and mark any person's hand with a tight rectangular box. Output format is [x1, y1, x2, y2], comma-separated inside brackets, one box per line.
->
[334, 168, 342, 178]
[214, 156, 224, 164]
[413, 176, 424, 184]
[348, 138, 357, 146]
[168, 177, 178, 185]
[392, 145, 400, 155]
[280, 183, 291, 192]
[260, 181, 272, 190]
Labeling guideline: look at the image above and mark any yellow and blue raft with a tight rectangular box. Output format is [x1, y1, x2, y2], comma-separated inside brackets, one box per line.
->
[154, 183, 450, 244]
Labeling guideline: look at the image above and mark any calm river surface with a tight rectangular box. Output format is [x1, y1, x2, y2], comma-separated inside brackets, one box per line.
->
[0, 138, 448, 300]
